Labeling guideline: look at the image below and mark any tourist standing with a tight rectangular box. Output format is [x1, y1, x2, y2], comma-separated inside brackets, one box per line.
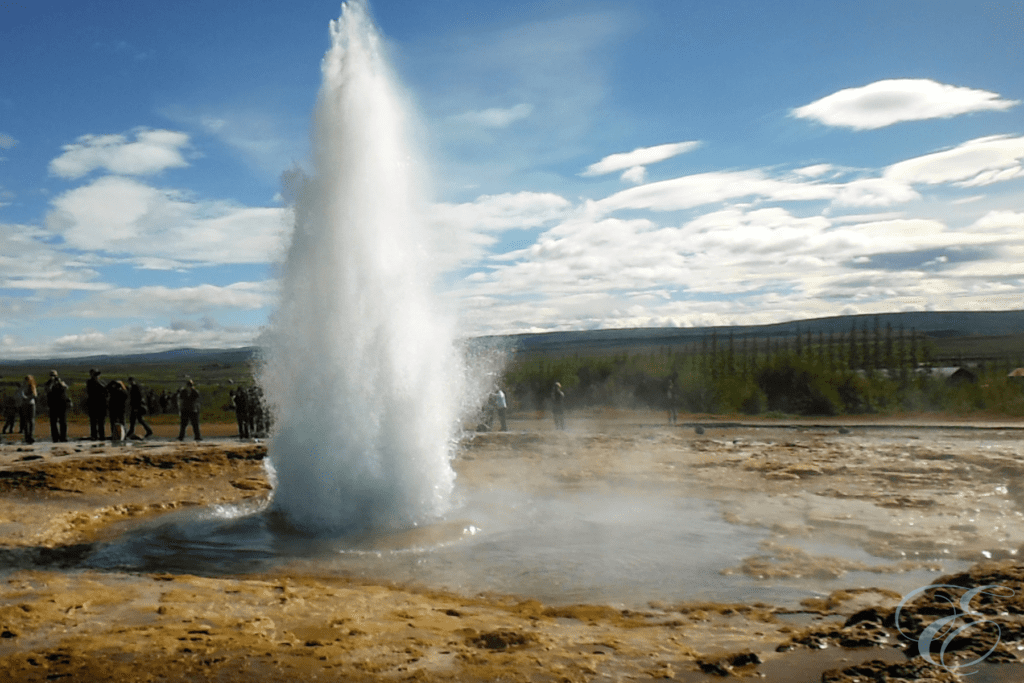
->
[551, 381, 565, 430]
[230, 388, 250, 439]
[126, 377, 153, 439]
[19, 375, 37, 444]
[666, 379, 678, 425]
[177, 380, 202, 441]
[45, 370, 71, 442]
[86, 369, 107, 440]
[1, 390, 17, 434]
[107, 380, 129, 442]
[495, 388, 508, 431]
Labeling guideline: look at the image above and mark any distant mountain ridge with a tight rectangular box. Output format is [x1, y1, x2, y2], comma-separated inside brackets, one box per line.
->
[492, 310, 1024, 355]
[0, 347, 260, 367]
[4, 310, 1024, 365]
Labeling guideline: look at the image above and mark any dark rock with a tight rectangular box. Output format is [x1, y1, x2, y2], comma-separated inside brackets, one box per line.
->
[468, 630, 533, 651]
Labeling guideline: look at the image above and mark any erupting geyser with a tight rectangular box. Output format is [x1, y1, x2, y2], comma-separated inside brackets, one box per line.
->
[260, 0, 464, 534]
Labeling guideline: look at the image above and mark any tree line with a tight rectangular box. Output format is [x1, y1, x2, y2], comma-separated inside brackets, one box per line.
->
[502, 319, 1024, 417]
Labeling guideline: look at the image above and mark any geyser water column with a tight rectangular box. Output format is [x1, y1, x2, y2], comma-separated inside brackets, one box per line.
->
[261, 0, 463, 534]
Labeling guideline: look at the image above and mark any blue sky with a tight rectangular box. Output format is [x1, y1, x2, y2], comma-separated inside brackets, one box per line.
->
[2, 0, 1023, 358]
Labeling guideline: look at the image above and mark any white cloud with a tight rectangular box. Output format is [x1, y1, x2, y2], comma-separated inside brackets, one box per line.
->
[793, 164, 833, 178]
[1, 278, 110, 291]
[791, 79, 1019, 130]
[49, 128, 191, 179]
[0, 222, 107, 292]
[46, 176, 287, 264]
[831, 177, 921, 207]
[430, 191, 571, 269]
[0, 133, 16, 150]
[451, 103, 534, 129]
[591, 170, 835, 215]
[827, 211, 906, 224]
[432, 191, 571, 234]
[884, 134, 1024, 187]
[447, 190, 1024, 337]
[581, 141, 701, 177]
[619, 166, 647, 184]
[969, 210, 1024, 234]
[99, 282, 275, 314]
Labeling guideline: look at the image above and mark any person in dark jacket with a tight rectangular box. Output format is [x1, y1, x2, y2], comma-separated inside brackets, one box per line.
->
[45, 370, 71, 442]
[126, 377, 153, 439]
[177, 380, 201, 441]
[107, 380, 129, 442]
[86, 369, 107, 440]
[230, 388, 250, 439]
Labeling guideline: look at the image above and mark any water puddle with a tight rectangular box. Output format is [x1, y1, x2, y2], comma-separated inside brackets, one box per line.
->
[82, 481, 972, 609]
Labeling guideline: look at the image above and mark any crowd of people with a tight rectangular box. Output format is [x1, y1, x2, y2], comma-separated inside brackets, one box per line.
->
[227, 385, 271, 440]
[2, 374, 681, 444]
[0, 369, 270, 444]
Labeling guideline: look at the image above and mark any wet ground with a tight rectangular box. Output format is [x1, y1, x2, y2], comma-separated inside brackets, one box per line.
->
[2, 411, 1024, 681]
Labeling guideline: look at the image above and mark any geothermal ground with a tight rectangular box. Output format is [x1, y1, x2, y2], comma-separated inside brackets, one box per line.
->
[2, 412, 1024, 682]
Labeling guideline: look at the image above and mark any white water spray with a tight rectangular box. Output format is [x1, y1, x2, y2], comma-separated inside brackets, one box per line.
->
[260, 0, 463, 534]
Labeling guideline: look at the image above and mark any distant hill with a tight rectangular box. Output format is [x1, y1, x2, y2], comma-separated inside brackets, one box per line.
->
[3, 310, 1024, 369]
[487, 310, 1024, 356]
[0, 347, 259, 368]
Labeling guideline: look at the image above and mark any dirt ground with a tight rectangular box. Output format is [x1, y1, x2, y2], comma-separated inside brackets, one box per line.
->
[2, 412, 1024, 682]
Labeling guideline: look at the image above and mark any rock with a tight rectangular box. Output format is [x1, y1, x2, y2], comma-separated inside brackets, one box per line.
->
[468, 630, 534, 651]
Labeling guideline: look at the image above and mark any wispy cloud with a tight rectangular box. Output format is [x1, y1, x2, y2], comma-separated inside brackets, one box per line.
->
[49, 129, 192, 179]
[792, 79, 1019, 130]
[884, 134, 1024, 186]
[418, 9, 634, 194]
[581, 141, 701, 183]
[99, 282, 275, 314]
[0, 133, 16, 150]
[451, 103, 534, 129]
[590, 170, 836, 215]
[430, 191, 571, 269]
[162, 107, 302, 179]
[0, 222, 107, 292]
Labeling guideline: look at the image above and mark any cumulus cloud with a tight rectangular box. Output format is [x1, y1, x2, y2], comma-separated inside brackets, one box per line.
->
[884, 134, 1024, 187]
[46, 176, 287, 264]
[791, 79, 1019, 130]
[449, 189, 1024, 337]
[581, 141, 700, 179]
[49, 128, 191, 179]
[451, 103, 535, 128]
